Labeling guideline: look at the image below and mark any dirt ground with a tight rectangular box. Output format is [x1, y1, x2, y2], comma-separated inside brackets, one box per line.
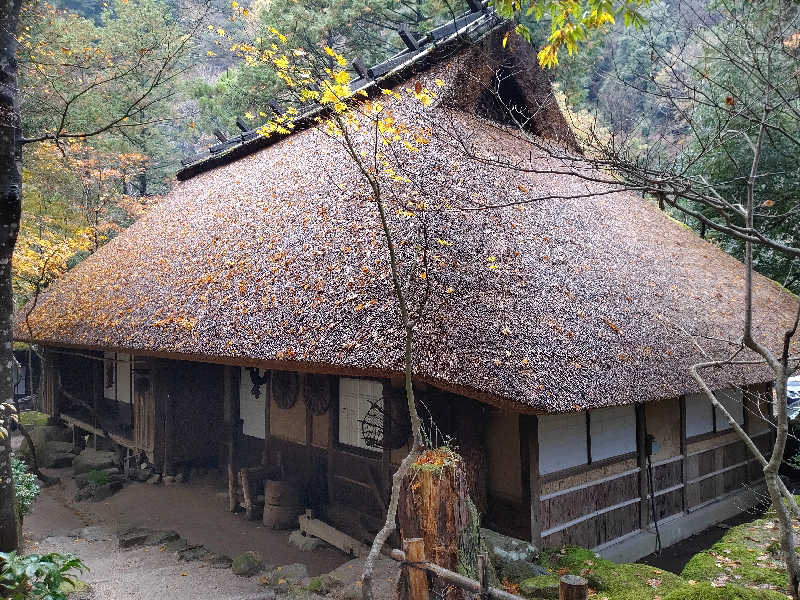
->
[21, 463, 386, 600]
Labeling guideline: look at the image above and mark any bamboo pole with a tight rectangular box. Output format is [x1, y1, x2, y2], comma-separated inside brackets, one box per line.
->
[390, 548, 523, 600]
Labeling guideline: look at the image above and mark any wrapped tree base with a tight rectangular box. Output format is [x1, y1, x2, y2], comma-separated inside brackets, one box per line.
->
[397, 448, 470, 600]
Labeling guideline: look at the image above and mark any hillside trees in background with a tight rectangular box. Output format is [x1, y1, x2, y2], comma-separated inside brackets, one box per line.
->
[14, 142, 154, 304]
[0, 0, 212, 551]
[214, 0, 464, 124]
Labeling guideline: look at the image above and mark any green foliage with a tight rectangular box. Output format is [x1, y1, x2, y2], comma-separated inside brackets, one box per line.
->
[214, 0, 458, 125]
[11, 457, 40, 518]
[679, 0, 800, 289]
[0, 551, 87, 600]
[18, 412, 48, 427]
[493, 0, 651, 67]
[85, 470, 109, 487]
[519, 574, 558, 598]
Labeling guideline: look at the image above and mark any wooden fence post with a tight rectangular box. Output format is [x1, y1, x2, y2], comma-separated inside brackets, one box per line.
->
[405, 538, 429, 600]
[559, 574, 587, 600]
[477, 553, 489, 599]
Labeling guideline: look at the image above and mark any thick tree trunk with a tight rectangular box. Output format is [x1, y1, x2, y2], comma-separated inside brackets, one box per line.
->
[0, 434, 17, 551]
[397, 457, 470, 600]
[0, 0, 23, 552]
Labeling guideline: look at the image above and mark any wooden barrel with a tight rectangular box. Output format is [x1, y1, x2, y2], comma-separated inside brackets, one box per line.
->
[264, 480, 300, 506]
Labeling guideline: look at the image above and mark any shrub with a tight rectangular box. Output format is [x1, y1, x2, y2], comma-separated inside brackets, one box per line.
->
[0, 551, 87, 600]
[86, 470, 109, 487]
[11, 457, 40, 518]
[18, 412, 49, 427]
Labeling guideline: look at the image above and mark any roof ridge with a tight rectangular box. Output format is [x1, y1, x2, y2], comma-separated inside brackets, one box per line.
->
[176, 6, 505, 181]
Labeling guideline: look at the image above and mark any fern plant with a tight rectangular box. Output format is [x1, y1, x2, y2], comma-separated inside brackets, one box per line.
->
[0, 551, 87, 600]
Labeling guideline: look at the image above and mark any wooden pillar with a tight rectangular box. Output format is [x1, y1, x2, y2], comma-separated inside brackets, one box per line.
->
[382, 383, 394, 500]
[636, 404, 649, 530]
[304, 374, 313, 476]
[92, 356, 103, 414]
[680, 396, 688, 513]
[262, 370, 271, 467]
[327, 376, 338, 506]
[164, 390, 174, 476]
[520, 414, 542, 546]
[224, 366, 241, 513]
[239, 468, 255, 520]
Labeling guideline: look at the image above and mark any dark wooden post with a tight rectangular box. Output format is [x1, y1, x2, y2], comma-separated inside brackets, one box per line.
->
[327, 376, 338, 506]
[559, 574, 587, 600]
[303, 374, 313, 476]
[636, 404, 648, 530]
[405, 538, 429, 600]
[520, 414, 542, 546]
[224, 366, 241, 513]
[163, 391, 174, 476]
[92, 355, 103, 414]
[262, 370, 271, 467]
[477, 553, 489, 598]
[680, 396, 688, 513]
[382, 383, 396, 501]
[239, 468, 255, 520]
[397, 451, 470, 600]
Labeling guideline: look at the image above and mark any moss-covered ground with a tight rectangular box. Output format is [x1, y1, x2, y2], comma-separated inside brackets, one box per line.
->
[517, 512, 795, 600]
[18, 411, 49, 426]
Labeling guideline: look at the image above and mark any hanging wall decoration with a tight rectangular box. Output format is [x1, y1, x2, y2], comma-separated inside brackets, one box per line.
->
[303, 374, 331, 416]
[248, 368, 270, 399]
[272, 371, 299, 409]
[360, 387, 412, 450]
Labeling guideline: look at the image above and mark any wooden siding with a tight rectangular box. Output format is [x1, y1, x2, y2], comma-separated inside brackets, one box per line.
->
[540, 463, 641, 547]
[685, 431, 770, 510]
[154, 359, 224, 467]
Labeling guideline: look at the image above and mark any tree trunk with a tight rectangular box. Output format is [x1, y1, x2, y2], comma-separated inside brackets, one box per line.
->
[397, 456, 470, 600]
[0, 0, 23, 553]
[0, 433, 17, 551]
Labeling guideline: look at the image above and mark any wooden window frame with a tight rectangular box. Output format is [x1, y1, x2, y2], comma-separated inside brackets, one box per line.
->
[335, 377, 384, 456]
[539, 405, 638, 478]
[539, 451, 637, 484]
[686, 386, 746, 443]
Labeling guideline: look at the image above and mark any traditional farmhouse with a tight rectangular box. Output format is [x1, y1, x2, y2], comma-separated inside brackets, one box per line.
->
[14, 10, 798, 561]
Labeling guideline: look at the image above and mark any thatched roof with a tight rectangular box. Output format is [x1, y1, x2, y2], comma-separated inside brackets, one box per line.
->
[15, 26, 799, 413]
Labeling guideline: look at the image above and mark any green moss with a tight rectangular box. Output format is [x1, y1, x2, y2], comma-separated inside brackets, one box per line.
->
[86, 469, 110, 486]
[511, 508, 796, 600]
[663, 582, 788, 600]
[681, 519, 787, 589]
[306, 577, 322, 593]
[538, 547, 684, 600]
[519, 574, 559, 599]
[18, 411, 49, 426]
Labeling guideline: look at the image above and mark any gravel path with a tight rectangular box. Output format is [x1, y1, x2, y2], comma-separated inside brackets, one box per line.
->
[28, 527, 270, 600]
[21, 465, 399, 600]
